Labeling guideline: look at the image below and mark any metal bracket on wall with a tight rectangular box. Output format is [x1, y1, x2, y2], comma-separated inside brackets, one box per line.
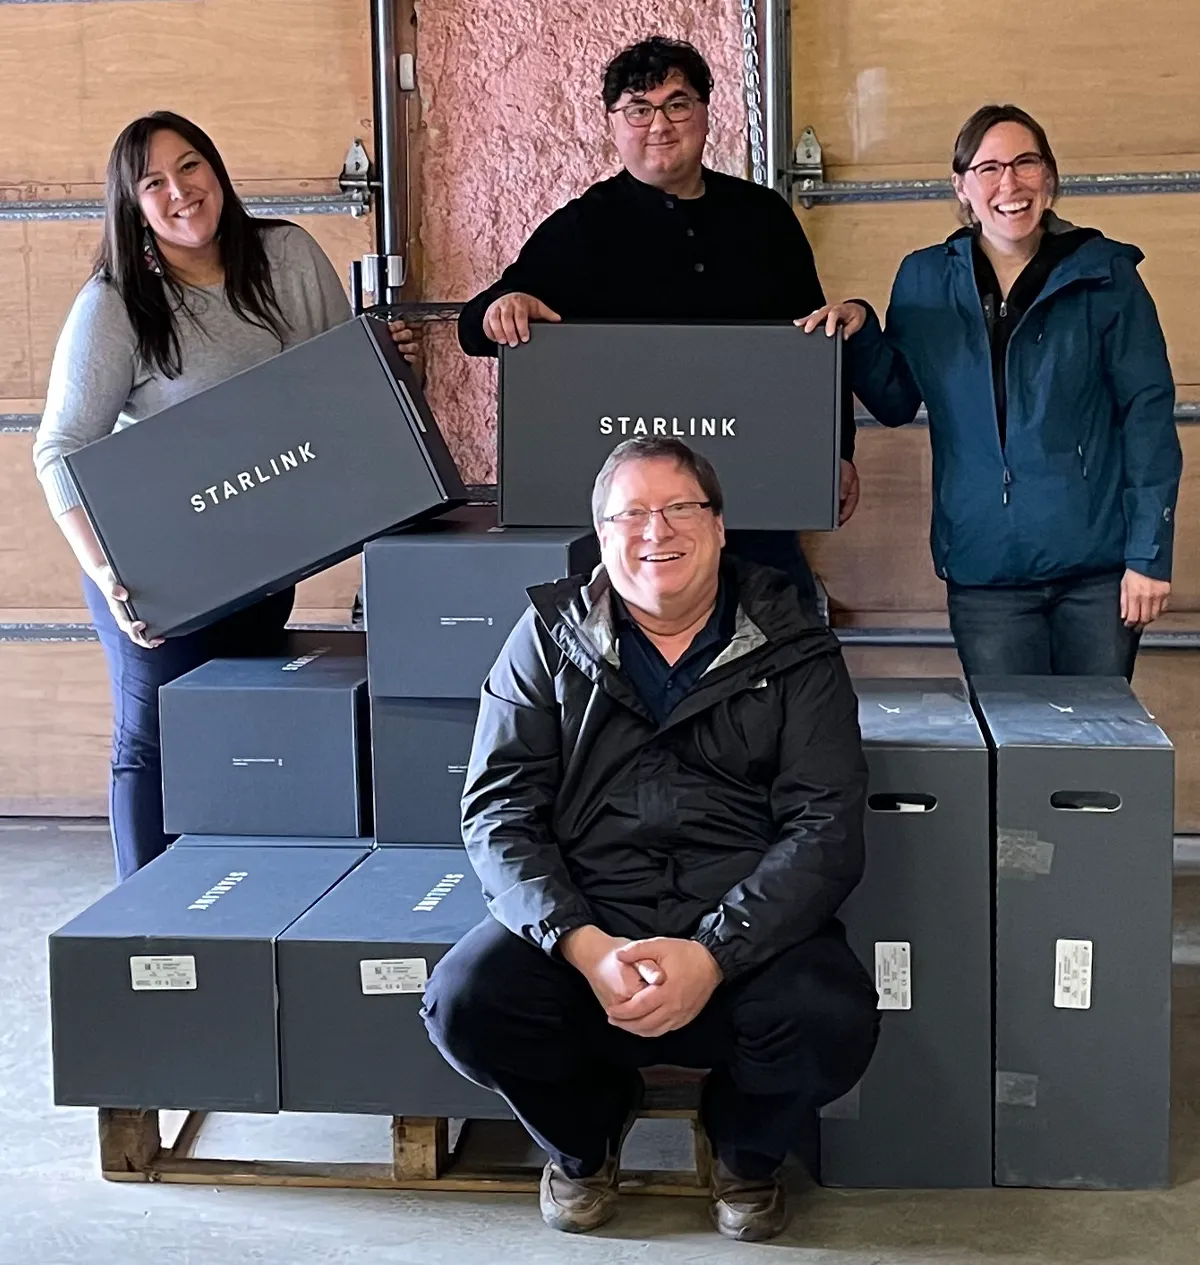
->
[338, 138, 376, 216]
[793, 127, 824, 208]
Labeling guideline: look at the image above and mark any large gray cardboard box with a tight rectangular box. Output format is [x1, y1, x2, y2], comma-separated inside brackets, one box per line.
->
[364, 505, 596, 698]
[278, 846, 507, 1117]
[50, 845, 367, 1111]
[63, 314, 465, 639]
[372, 697, 478, 845]
[821, 679, 993, 1188]
[972, 676, 1174, 1189]
[172, 834, 374, 850]
[498, 322, 841, 530]
[160, 652, 370, 838]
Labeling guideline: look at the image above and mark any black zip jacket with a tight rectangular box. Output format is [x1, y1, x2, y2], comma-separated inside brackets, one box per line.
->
[460, 557, 868, 980]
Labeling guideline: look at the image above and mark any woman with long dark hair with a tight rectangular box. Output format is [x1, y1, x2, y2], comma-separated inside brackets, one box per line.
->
[802, 104, 1181, 680]
[34, 111, 386, 880]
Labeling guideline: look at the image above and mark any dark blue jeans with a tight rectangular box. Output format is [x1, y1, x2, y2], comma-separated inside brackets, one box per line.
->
[947, 571, 1140, 681]
[84, 579, 295, 882]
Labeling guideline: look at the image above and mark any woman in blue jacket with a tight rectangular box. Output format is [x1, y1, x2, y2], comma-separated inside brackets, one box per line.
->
[803, 104, 1181, 679]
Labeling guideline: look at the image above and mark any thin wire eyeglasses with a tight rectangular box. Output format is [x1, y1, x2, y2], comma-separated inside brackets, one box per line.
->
[601, 501, 714, 530]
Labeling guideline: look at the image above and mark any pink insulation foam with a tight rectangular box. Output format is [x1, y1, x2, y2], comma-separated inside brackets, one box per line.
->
[415, 2, 749, 482]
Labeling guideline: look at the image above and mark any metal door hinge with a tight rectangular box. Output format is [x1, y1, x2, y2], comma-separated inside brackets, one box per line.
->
[793, 127, 824, 208]
[339, 139, 375, 215]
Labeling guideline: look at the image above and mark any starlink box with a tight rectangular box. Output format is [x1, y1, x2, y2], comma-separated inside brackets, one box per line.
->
[278, 846, 507, 1117]
[972, 676, 1174, 1190]
[50, 845, 366, 1110]
[364, 505, 596, 697]
[372, 698, 479, 845]
[499, 322, 840, 529]
[65, 315, 465, 639]
[821, 679, 993, 1188]
[160, 652, 370, 837]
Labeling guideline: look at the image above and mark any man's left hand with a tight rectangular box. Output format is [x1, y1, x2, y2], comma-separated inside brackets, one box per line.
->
[839, 459, 860, 526]
[605, 938, 722, 1038]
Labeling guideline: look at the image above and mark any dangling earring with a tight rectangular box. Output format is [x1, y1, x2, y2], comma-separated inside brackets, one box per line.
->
[142, 227, 163, 276]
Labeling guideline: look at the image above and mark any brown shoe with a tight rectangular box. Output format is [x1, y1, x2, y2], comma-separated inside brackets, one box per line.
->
[539, 1081, 644, 1233]
[710, 1160, 788, 1241]
[539, 1153, 621, 1233]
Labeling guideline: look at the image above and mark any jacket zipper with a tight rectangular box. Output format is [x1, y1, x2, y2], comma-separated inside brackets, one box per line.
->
[968, 245, 1099, 510]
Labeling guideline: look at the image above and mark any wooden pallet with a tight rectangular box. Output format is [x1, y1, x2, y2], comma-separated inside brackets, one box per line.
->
[98, 1075, 713, 1197]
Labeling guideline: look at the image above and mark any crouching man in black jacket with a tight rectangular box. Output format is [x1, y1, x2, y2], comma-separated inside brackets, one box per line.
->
[423, 438, 878, 1241]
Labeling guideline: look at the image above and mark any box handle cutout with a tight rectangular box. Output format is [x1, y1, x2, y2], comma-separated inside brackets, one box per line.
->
[1050, 790, 1121, 812]
[868, 793, 937, 813]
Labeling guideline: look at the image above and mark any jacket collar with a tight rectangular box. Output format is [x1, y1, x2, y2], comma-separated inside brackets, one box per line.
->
[529, 555, 827, 685]
[943, 211, 1143, 293]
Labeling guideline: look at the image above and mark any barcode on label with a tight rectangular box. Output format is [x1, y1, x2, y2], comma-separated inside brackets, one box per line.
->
[875, 941, 912, 1010]
[360, 958, 428, 995]
[130, 955, 197, 991]
[1054, 939, 1093, 1009]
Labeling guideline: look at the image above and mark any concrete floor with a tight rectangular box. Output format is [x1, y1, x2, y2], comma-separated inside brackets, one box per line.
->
[2, 820, 1199, 1265]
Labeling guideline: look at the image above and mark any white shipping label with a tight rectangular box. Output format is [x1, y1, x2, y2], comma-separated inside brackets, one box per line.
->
[360, 958, 428, 995]
[1054, 939, 1093, 1009]
[130, 955, 197, 991]
[874, 941, 912, 1011]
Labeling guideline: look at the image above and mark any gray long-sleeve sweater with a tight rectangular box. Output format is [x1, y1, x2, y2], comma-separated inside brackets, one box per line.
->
[33, 222, 351, 518]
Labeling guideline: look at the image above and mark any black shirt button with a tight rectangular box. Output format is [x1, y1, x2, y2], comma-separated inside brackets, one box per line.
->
[694, 262, 705, 273]
[664, 199, 674, 209]
[686, 228, 695, 238]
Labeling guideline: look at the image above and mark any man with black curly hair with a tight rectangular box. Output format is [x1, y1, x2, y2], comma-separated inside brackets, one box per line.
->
[459, 36, 860, 550]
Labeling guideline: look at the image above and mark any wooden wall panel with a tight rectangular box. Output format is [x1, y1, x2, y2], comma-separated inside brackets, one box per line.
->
[0, 642, 109, 817]
[844, 647, 962, 679]
[0, 0, 371, 191]
[798, 195, 1200, 397]
[791, 0, 1200, 179]
[1133, 652, 1200, 833]
[804, 427, 941, 615]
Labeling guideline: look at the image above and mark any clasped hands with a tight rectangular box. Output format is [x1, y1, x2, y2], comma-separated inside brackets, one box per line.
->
[559, 925, 722, 1039]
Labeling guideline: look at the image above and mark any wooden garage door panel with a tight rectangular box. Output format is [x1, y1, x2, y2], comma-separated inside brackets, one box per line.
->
[0, 641, 109, 817]
[803, 426, 942, 614]
[797, 195, 1200, 397]
[1133, 651, 1200, 833]
[792, 0, 1200, 177]
[0, 0, 371, 189]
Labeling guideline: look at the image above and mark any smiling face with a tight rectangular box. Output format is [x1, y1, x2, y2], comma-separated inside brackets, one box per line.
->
[952, 121, 1054, 247]
[137, 128, 224, 255]
[598, 456, 725, 616]
[607, 70, 708, 191]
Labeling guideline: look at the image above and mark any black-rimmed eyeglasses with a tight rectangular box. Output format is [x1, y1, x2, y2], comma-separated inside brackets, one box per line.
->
[965, 152, 1046, 185]
[610, 96, 699, 128]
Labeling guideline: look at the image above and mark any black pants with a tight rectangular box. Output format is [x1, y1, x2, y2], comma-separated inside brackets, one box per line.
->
[84, 578, 294, 882]
[423, 917, 879, 1181]
[947, 570, 1140, 681]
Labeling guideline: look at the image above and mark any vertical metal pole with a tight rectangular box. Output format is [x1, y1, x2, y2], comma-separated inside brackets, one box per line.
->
[369, 0, 408, 307]
[756, 0, 792, 198]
